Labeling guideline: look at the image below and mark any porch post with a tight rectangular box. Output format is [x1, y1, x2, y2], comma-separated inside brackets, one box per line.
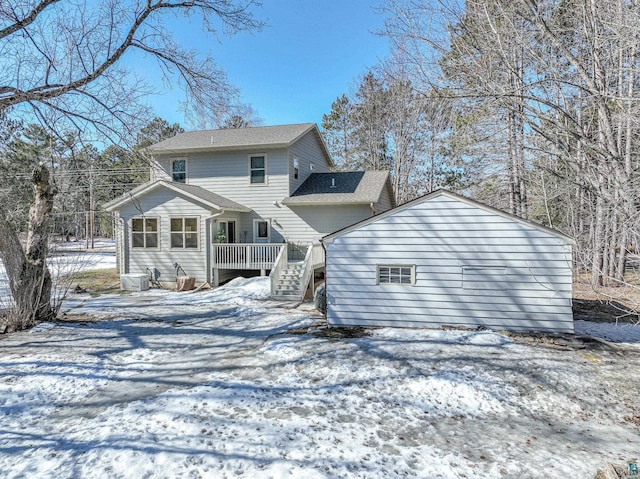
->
[211, 243, 219, 287]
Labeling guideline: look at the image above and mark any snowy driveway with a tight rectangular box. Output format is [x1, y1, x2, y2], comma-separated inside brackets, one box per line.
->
[0, 277, 639, 479]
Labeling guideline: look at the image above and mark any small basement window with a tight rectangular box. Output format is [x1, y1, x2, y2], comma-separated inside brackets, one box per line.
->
[171, 158, 187, 183]
[131, 217, 159, 249]
[171, 217, 199, 249]
[377, 265, 415, 285]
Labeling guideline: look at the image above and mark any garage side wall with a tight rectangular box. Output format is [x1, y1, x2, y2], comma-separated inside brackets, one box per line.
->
[325, 195, 574, 333]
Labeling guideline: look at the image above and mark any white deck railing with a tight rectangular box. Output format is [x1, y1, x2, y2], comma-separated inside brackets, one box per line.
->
[212, 243, 284, 270]
[269, 244, 288, 297]
[296, 244, 315, 302]
[311, 242, 325, 268]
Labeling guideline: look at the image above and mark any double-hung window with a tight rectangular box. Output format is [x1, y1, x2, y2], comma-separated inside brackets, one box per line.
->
[377, 265, 415, 285]
[171, 217, 199, 249]
[171, 158, 187, 183]
[249, 155, 266, 184]
[131, 218, 159, 249]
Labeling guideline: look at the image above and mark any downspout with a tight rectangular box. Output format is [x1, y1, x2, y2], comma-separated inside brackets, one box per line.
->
[204, 208, 225, 283]
[206, 209, 226, 287]
[369, 202, 376, 215]
[117, 216, 126, 274]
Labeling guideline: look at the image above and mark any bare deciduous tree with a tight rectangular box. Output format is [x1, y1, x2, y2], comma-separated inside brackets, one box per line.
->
[0, 0, 262, 331]
[380, 0, 640, 291]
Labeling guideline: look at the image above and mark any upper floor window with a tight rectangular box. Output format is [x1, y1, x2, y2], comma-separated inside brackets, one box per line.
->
[131, 217, 159, 249]
[249, 155, 266, 184]
[377, 265, 415, 285]
[293, 158, 299, 180]
[171, 158, 187, 183]
[170, 217, 199, 249]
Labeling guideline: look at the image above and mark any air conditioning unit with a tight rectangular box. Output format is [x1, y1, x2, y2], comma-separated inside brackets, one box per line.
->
[120, 273, 150, 291]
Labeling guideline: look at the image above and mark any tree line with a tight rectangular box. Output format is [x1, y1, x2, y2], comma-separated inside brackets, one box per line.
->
[0, 117, 183, 238]
[2, 0, 638, 331]
[323, 0, 640, 295]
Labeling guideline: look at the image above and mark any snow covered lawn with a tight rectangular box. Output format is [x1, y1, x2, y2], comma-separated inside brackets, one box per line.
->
[0, 276, 639, 478]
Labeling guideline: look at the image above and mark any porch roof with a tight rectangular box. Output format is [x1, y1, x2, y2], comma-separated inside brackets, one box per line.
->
[282, 171, 391, 206]
[102, 180, 250, 213]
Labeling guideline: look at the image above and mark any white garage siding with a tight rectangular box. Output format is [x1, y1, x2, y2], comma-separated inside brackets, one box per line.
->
[324, 191, 574, 333]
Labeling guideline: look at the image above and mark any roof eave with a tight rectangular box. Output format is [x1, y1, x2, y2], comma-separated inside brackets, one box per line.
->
[147, 143, 291, 156]
[102, 181, 160, 211]
[102, 181, 251, 213]
[323, 189, 576, 244]
[283, 199, 375, 206]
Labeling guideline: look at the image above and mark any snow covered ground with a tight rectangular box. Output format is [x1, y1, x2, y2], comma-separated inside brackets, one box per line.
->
[0, 239, 116, 307]
[0, 252, 639, 478]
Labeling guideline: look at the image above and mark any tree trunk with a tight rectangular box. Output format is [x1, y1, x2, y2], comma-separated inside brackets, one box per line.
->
[0, 163, 57, 331]
[591, 194, 605, 287]
[615, 228, 627, 284]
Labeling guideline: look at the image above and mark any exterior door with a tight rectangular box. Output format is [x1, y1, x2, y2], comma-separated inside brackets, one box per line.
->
[253, 219, 270, 243]
[214, 220, 236, 243]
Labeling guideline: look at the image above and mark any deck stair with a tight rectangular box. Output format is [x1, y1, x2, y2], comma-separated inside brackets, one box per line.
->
[271, 261, 306, 300]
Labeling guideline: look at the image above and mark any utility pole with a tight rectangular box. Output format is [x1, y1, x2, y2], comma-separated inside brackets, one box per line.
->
[89, 160, 95, 249]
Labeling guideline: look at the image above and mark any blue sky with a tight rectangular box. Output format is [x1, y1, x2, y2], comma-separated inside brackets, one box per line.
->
[148, 0, 390, 129]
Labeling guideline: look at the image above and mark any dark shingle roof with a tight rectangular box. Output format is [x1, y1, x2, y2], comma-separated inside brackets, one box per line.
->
[146, 123, 316, 153]
[282, 171, 391, 205]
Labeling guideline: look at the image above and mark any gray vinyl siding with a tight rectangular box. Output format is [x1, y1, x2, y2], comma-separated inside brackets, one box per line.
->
[286, 204, 374, 239]
[373, 183, 394, 214]
[288, 130, 331, 194]
[326, 195, 574, 333]
[119, 188, 211, 285]
[149, 133, 352, 244]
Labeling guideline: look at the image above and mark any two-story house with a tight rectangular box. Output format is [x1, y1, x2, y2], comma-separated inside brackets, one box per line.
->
[103, 123, 394, 299]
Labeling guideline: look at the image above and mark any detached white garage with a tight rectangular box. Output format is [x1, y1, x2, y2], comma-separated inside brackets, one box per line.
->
[322, 190, 575, 333]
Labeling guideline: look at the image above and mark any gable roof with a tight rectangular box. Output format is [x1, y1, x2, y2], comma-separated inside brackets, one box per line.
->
[282, 171, 392, 206]
[145, 123, 333, 165]
[102, 180, 250, 213]
[322, 189, 575, 244]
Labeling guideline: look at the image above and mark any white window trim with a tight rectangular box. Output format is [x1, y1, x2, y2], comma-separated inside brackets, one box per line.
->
[170, 157, 188, 183]
[376, 264, 416, 286]
[248, 153, 267, 186]
[169, 216, 200, 250]
[252, 219, 271, 243]
[131, 216, 160, 250]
